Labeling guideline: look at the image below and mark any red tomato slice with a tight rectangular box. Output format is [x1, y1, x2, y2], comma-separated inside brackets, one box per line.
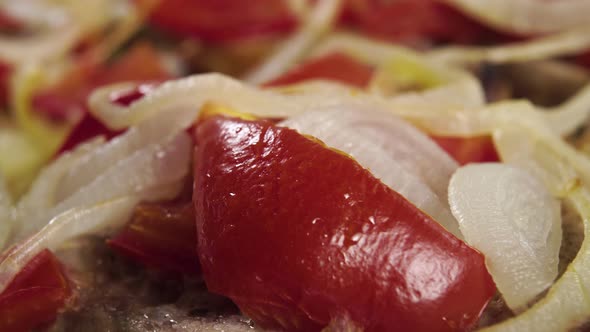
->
[34, 42, 171, 122]
[194, 116, 496, 332]
[39, 43, 171, 154]
[109, 194, 200, 276]
[263, 52, 375, 88]
[0, 249, 72, 332]
[148, 0, 297, 43]
[343, 0, 509, 45]
[0, 10, 22, 32]
[432, 135, 500, 165]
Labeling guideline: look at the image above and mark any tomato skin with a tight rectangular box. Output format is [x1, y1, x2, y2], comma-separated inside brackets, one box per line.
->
[432, 135, 500, 165]
[34, 42, 170, 122]
[109, 199, 200, 276]
[148, 0, 297, 43]
[194, 116, 495, 332]
[0, 249, 72, 332]
[264, 52, 374, 88]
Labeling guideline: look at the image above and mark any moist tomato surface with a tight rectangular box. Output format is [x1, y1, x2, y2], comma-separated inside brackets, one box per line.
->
[194, 115, 495, 331]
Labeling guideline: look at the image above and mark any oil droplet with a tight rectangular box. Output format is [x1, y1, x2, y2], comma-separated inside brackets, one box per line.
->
[351, 233, 362, 242]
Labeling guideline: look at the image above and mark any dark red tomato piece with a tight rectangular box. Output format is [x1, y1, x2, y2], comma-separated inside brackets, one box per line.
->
[108, 199, 200, 276]
[575, 50, 590, 68]
[263, 52, 375, 88]
[57, 83, 157, 154]
[0, 61, 11, 106]
[343, 0, 510, 46]
[34, 42, 171, 122]
[194, 116, 496, 332]
[0, 249, 72, 332]
[0, 10, 23, 32]
[148, 0, 297, 43]
[41, 43, 171, 154]
[432, 135, 500, 165]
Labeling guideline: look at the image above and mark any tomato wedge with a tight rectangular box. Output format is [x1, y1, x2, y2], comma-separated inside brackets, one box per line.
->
[0, 249, 72, 332]
[264, 52, 374, 88]
[148, 0, 297, 43]
[109, 199, 199, 276]
[194, 115, 495, 332]
[432, 135, 500, 165]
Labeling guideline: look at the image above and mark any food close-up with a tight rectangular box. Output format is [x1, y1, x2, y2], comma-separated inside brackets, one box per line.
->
[3, 0, 590, 331]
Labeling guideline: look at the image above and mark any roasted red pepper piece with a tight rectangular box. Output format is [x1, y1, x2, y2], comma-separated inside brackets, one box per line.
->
[148, 0, 296, 43]
[432, 135, 500, 165]
[264, 52, 374, 88]
[0, 249, 72, 332]
[109, 187, 200, 276]
[194, 116, 496, 332]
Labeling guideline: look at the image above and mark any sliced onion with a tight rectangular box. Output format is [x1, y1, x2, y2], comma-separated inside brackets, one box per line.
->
[14, 131, 190, 243]
[0, 176, 14, 251]
[243, 0, 342, 85]
[445, 0, 590, 34]
[428, 26, 590, 65]
[280, 106, 461, 237]
[448, 163, 561, 310]
[0, 0, 123, 65]
[0, 196, 138, 294]
[542, 83, 590, 136]
[57, 106, 196, 201]
[15, 137, 104, 226]
[89, 72, 483, 133]
[477, 112, 590, 331]
[311, 33, 484, 107]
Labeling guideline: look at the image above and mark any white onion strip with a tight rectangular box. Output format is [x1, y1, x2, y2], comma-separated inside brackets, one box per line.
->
[449, 163, 561, 310]
[0, 176, 14, 251]
[0, 196, 138, 294]
[56, 107, 196, 201]
[542, 83, 590, 136]
[444, 0, 590, 34]
[243, 0, 342, 85]
[14, 131, 191, 242]
[428, 26, 590, 65]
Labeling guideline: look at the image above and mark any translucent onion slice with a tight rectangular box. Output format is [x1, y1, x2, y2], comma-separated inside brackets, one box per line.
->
[0, 176, 14, 250]
[0, 196, 138, 294]
[428, 26, 590, 65]
[542, 83, 590, 136]
[57, 106, 196, 201]
[445, 0, 590, 34]
[311, 33, 484, 107]
[281, 106, 461, 237]
[478, 113, 590, 331]
[89, 72, 484, 133]
[15, 137, 104, 225]
[0, 22, 80, 65]
[243, 0, 342, 85]
[0, 0, 121, 65]
[14, 132, 191, 243]
[448, 163, 561, 310]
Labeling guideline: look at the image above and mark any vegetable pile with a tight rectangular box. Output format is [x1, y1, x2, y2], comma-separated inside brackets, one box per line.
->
[2, 0, 590, 331]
